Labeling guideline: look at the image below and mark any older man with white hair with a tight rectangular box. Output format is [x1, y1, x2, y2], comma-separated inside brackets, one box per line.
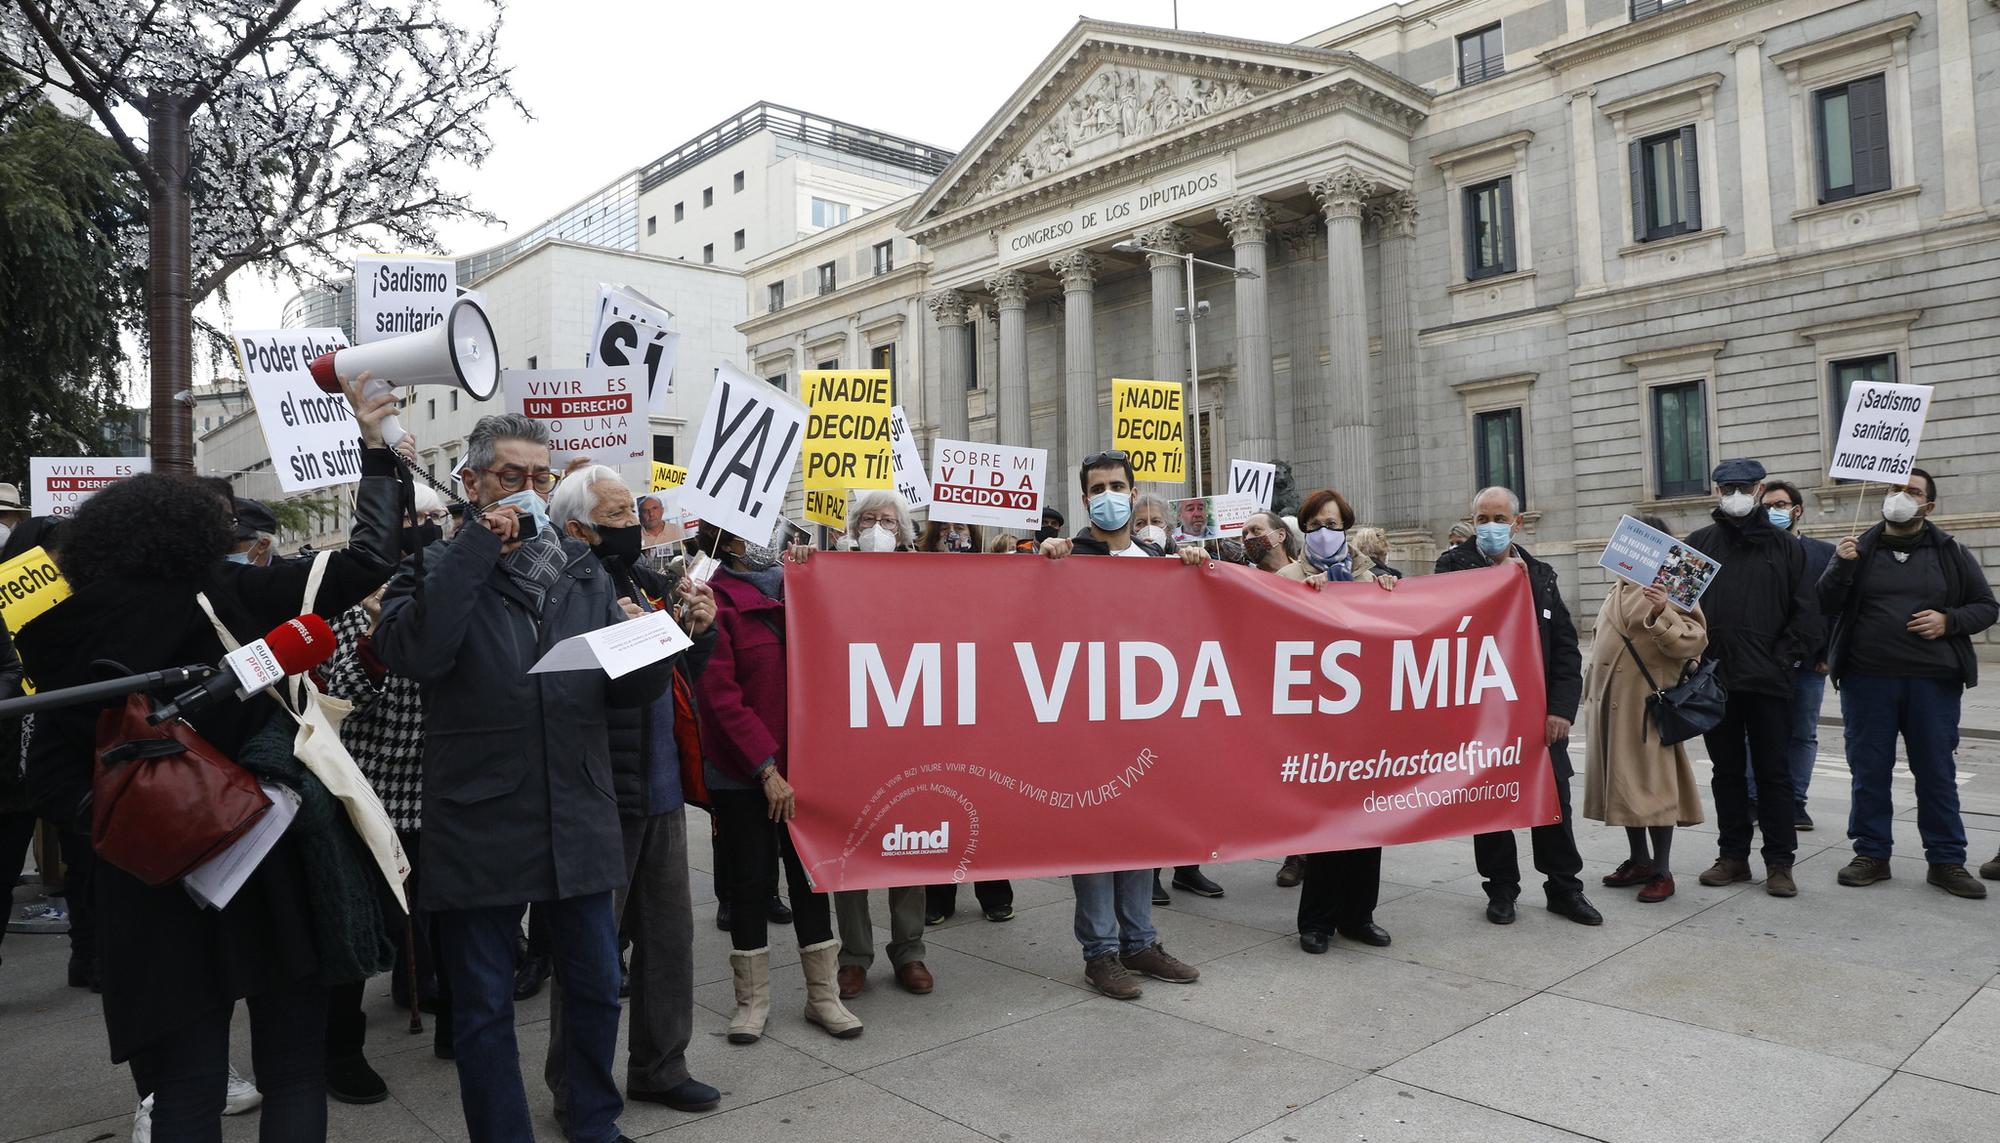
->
[1434, 486, 1596, 928]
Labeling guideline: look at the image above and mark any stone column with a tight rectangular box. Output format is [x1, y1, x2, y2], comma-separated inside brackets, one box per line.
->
[1936, 0, 1981, 217]
[927, 289, 971, 441]
[1730, 37, 1776, 260]
[984, 270, 1032, 446]
[1217, 196, 1274, 462]
[1308, 166, 1376, 519]
[1135, 222, 1190, 385]
[1369, 192, 1420, 528]
[1051, 251, 1102, 510]
[1566, 87, 1605, 293]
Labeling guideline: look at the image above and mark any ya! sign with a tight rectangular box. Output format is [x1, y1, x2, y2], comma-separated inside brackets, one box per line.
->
[680, 363, 805, 546]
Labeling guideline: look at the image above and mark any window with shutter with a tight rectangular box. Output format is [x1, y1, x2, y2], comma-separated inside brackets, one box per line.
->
[1463, 177, 1516, 279]
[1817, 74, 1891, 202]
[1634, 128, 1698, 241]
[1474, 408, 1526, 508]
[1651, 381, 1709, 498]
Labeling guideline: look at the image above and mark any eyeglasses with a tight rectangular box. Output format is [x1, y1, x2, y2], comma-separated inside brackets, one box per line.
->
[1763, 501, 1797, 511]
[1080, 450, 1130, 468]
[471, 466, 556, 492]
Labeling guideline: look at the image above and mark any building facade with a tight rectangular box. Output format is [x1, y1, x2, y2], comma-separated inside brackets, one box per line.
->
[750, 0, 1996, 629]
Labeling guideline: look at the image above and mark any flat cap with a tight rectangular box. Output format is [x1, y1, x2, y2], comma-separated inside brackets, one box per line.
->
[1710, 458, 1767, 485]
[232, 497, 277, 540]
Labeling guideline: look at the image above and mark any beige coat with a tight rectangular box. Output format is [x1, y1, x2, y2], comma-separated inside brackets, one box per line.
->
[1274, 549, 1379, 583]
[1582, 580, 1709, 827]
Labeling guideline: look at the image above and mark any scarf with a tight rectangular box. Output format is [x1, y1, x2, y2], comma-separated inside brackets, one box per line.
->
[501, 527, 568, 611]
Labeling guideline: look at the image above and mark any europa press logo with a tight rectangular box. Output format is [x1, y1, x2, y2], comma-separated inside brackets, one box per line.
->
[880, 821, 951, 857]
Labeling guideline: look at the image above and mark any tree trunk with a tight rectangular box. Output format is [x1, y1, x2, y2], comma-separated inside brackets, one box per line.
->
[146, 97, 194, 472]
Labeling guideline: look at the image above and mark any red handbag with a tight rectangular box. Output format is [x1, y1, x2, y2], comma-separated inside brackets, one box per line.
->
[92, 694, 273, 886]
[671, 667, 710, 809]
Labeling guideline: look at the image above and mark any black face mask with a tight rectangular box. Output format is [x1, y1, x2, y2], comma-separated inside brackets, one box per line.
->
[589, 523, 644, 567]
[401, 522, 443, 551]
[1037, 525, 1059, 542]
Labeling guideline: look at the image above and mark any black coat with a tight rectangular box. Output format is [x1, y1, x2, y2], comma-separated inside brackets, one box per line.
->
[1434, 541, 1583, 724]
[0, 620, 25, 815]
[601, 561, 713, 819]
[1684, 509, 1821, 698]
[372, 524, 671, 911]
[1819, 520, 1998, 688]
[13, 451, 401, 1063]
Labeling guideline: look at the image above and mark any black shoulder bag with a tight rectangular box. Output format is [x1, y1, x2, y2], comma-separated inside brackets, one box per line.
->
[1620, 635, 1727, 746]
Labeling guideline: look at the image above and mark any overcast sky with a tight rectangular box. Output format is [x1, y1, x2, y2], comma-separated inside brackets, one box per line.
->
[203, 0, 1382, 336]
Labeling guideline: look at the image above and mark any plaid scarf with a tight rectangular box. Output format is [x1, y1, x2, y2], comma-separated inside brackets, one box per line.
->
[501, 527, 568, 611]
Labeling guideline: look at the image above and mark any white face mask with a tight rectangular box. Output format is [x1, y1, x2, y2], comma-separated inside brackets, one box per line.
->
[1882, 491, 1922, 525]
[1719, 492, 1756, 518]
[857, 523, 898, 553]
[1136, 524, 1168, 549]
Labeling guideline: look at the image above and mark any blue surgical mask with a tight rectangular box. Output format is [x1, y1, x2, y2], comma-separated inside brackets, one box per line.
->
[225, 551, 253, 565]
[1087, 491, 1133, 532]
[495, 489, 550, 526]
[1475, 522, 1514, 557]
[1766, 507, 1793, 530]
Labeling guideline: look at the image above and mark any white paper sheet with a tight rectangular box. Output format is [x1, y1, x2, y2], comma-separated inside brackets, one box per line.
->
[528, 610, 692, 679]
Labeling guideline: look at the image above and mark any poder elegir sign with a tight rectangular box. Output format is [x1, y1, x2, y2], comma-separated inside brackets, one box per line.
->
[1827, 380, 1933, 483]
[504, 367, 647, 468]
[354, 255, 455, 344]
[235, 328, 364, 492]
[785, 558, 1558, 891]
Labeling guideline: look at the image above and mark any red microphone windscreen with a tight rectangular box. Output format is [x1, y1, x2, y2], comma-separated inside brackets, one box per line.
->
[262, 614, 339, 675]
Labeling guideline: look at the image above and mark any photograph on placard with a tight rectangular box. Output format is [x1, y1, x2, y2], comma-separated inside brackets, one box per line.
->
[638, 489, 697, 549]
[1170, 492, 1257, 542]
[1597, 515, 1720, 611]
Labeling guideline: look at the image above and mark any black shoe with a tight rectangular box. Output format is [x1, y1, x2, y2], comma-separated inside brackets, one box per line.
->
[1795, 809, 1815, 831]
[618, 956, 630, 1000]
[925, 908, 952, 925]
[66, 956, 98, 991]
[326, 1054, 388, 1105]
[630, 1077, 722, 1112]
[513, 952, 552, 1001]
[982, 905, 1015, 922]
[1171, 868, 1225, 898]
[1151, 874, 1170, 907]
[1547, 893, 1604, 926]
[1299, 930, 1330, 954]
[1337, 923, 1392, 947]
[715, 900, 732, 931]
[433, 1005, 455, 1060]
[1486, 897, 1517, 925]
[767, 895, 793, 924]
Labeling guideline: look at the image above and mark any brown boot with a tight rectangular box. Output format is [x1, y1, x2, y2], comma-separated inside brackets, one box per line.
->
[1928, 864, 1988, 899]
[1765, 864, 1798, 897]
[1697, 857, 1752, 886]
[1979, 852, 2000, 881]
[1275, 855, 1305, 888]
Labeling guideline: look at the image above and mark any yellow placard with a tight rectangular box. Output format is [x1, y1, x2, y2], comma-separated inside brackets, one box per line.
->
[0, 546, 70, 693]
[801, 370, 893, 491]
[650, 462, 687, 491]
[803, 487, 847, 531]
[1112, 378, 1186, 483]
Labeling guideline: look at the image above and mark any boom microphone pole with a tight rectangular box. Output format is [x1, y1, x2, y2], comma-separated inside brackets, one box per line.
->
[0, 664, 217, 720]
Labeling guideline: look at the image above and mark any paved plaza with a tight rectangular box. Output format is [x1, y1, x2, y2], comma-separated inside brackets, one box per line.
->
[6, 694, 1999, 1143]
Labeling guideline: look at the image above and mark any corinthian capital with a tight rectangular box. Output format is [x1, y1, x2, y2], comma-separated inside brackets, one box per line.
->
[1049, 251, 1101, 291]
[984, 270, 1031, 308]
[926, 289, 971, 326]
[1309, 166, 1374, 221]
[1132, 222, 1191, 269]
[1367, 191, 1420, 239]
[1216, 196, 1272, 244]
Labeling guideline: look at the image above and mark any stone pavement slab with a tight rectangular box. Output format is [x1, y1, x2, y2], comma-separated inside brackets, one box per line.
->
[1234, 1074, 1598, 1143]
[1823, 1073, 2000, 1143]
[635, 1075, 988, 1143]
[1901, 986, 2000, 1095]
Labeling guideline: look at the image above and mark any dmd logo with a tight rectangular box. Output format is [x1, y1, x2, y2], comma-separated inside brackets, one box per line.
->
[881, 822, 950, 856]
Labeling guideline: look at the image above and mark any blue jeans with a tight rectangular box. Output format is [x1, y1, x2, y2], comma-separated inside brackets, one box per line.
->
[1071, 870, 1155, 961]
[1841, 674, 1967, 865]
[1746, 666, 1826, 813]
[439, 892, 624, 1143]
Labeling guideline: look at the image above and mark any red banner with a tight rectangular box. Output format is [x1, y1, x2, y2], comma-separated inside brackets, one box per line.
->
[785, 554, 1559, 891]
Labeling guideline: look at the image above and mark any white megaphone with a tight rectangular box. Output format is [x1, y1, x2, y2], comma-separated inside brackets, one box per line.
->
[308, 296, 500, 447]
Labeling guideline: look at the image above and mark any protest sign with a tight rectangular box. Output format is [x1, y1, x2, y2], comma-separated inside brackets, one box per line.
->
[887, 405, 933, 510]
[504, 367, 647, 468]
[804, 488, 848, 531]
[927, 439, 1046, 530]
[680, 362, 806, 546]
[235, 328, 364, 492]
[1229, 459, 1277, 510]
[1828, 381, 1933, 483]
[29, 457, 150, 517]
[588, 285, 681, 414]
[639, 489, 696, 548]
[802, 371, 894, 491]
[0, 545, 67, 689]
[354, 255, 455, 344]
[1171, 492, 1258, 542]
[651, 462, 687, 491]
[1597, 515, 1720, 611]
[785, 557, 1557, 890]
[1112, 378, 1185, 483]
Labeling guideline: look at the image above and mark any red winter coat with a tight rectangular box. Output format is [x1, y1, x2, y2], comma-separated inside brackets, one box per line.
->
[697, 569, 788, 787]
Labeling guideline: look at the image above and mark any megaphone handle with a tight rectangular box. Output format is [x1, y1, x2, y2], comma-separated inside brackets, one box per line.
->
[362, 376, 409, 447]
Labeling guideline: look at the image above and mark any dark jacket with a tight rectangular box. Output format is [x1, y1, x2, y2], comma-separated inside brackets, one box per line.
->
[373, 523, 671, 912]
[1684, 509, 1821, 698]
[0, 620, 24, 815]
[1434, 541, 1583, 724]
[603, 561, 714, 819]
[1797, 534, 1837, 664]
[697, 568, 787, 789]
[13, 448, 401, 1063]
[1818, 520, 1997, 688]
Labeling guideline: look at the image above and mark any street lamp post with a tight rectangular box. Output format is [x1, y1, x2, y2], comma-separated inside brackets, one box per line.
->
[1112, 239, 1258, 495]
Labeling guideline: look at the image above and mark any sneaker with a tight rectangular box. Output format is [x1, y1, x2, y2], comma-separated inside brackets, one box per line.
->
[132, 1095, 152, 1143]
[1837, 856, 1893, 887]
[1119, 942, 1199, 983]
[982, 905, 1014, 923]
[224, 1065, 262, 1115]
[1697, 857, 1752, 887]
[1602, 859, 1656, 888]
[1980, 852, 2000, 882]
[1275, 855, 1305, 888]
[1927, 864, 1988, 899]
[1084, 952, 1142, 1000]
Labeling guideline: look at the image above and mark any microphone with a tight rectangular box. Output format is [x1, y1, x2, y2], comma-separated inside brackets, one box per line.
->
[148, 614, 340, 724]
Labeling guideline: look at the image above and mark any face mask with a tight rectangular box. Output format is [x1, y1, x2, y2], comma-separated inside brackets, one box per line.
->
[402, 522, 444, 551]
[1037, 525, 1059, 542]
[1765, 507, 1793, 530]
[0, 523, 10, 549]
[1882, 492, 1922, 525]
[1303, 528, 1347, 567]
[733, 541, 781, 571]
[945, 531, 973, 553]
[496, 489, 550, 526]
[1136, 524, 1168, 549]
[588, 523, 642, 567]
[1087, 491, 1133, 532]
[224, 551, 253, 565]
[858, 524, 898, 553]
[1242, 534, 1274, 564]
[1719, 492, 1755, 518]
[1475, 522, 1514, 557]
